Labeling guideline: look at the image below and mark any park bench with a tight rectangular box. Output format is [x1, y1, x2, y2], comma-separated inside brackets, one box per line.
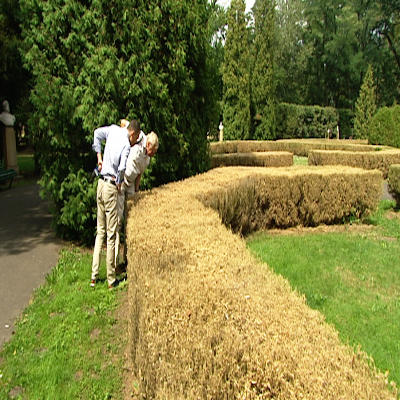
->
[0, 164, 17, 189]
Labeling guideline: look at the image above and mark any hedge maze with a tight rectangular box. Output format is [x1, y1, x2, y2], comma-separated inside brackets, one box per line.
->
[125, 163, 396, 399]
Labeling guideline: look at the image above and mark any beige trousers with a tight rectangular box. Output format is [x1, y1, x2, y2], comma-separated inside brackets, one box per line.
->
[115, 184, 135, 266]
[115, 190, 127, 266]
[91, 178, 118, 285]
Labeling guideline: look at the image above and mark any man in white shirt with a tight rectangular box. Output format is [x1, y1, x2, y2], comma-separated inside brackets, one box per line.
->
[91, 120, 141, 289]
[115, 131, 159, 266]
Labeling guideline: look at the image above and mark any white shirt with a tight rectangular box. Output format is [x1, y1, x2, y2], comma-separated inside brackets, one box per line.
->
[123, 134, 150, 196]
[92, 124, 130, 184]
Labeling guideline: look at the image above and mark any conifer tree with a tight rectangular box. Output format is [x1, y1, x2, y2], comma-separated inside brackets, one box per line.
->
[19, 0, 214, 242]
[222, 0, 251, 140]
[354, 65, 377, 139]
[251, 0, 276, 139]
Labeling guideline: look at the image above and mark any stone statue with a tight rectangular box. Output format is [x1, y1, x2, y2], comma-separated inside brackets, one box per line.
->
[0, 100, 16, 127]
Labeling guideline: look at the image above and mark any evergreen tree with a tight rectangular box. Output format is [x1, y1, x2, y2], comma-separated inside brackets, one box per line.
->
[354, 65, 377, 139]
[251, 0, 276, 139]
[0, 0, 31, 130]
[19, 0, 215, 243]
[222, 0, 251, 140]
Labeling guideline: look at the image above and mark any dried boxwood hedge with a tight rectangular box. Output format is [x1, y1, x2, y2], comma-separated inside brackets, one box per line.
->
[210, 139, 381, 157]
[308, 149, 400, 178]
[211, 152, 293, 168]
[388, 164, 400, 206]
[125, 166, 394, 399]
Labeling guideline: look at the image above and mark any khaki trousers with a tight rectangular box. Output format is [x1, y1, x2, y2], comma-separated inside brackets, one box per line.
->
[91, 178, 118, 285]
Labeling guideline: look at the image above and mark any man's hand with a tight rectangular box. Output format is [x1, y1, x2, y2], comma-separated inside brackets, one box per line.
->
[97, 153, 103, 171]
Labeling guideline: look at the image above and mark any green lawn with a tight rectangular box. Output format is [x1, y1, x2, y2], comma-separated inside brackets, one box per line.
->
[293, 155, 308, 165]
[247, 200, 400, 387]
[0, 248, 127, 400]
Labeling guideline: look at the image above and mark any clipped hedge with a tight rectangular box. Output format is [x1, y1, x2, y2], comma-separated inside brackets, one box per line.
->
[275, 103, 338, 139]
[388, 164, 400, 206]
[211, 151, 293, 168]
[308, 149, 400, 178]
[368, 105, 400, 148]
[210, 139, 379, 157]
[125, 166, 394, 399]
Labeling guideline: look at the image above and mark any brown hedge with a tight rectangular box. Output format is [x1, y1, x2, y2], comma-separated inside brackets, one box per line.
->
[211, 151, 293, 168]
[200, 166, 382, 235]
[308, 149, 400, 178]
[388, 164, 400, 206]
[125, 166, 395, 399]
[210, 139, 383, 157]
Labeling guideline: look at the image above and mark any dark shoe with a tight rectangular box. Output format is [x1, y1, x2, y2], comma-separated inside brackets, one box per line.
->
[116, 261, 127, 275]
[108, 279, 119, 290]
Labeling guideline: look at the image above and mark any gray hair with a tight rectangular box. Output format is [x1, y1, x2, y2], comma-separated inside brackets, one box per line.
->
[147, 131, 159, 150]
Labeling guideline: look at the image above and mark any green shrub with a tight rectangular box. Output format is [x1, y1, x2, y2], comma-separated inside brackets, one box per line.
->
[388, 164, 400, 207]
[275, 103, 338, 139]
[368, 105, 400, 148]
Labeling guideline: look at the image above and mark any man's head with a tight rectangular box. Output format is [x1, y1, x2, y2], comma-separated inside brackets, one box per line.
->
[146, 131, 159, 157]
[127, 119, 141, 145]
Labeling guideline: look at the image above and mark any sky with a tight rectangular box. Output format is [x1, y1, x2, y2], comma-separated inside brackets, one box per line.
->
[216, 0, 256, 14]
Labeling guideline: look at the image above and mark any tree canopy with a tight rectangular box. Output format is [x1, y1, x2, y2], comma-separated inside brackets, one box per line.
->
[18, 0, 216, 242]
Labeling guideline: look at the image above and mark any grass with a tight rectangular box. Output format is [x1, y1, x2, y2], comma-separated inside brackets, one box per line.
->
[247, 199, 400, 387]
[0, 248, 128, 400]
[293, 155, 308, 165]
[17, 154, 35, 177]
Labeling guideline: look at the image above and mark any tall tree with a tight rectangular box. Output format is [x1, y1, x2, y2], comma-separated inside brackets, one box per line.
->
[251, 0, 276, 139]
[274, 0, 311, 104]
[354, 64, 376, 139]
[0, 0, 31, 128]
[206, 1, 227, 137]
[19, 0, 215, 242]
[222, 0, 251, 140]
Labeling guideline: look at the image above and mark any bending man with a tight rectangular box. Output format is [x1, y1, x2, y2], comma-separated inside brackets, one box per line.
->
[91, 120, 140, 289]
[115, 131, 159, 266]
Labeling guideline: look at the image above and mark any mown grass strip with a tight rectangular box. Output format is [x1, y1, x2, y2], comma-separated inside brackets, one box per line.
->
[247, 200, 400, 388]
[0, 248, 127, 400]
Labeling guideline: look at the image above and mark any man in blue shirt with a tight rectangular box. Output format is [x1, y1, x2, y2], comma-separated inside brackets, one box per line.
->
[90, 120, 140, 289]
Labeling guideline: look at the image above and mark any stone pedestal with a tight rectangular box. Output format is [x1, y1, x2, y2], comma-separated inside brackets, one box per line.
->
[4, 126, 19, 173]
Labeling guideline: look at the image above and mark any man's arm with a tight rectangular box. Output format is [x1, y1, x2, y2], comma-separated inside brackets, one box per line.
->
[92, 126, 111, 170]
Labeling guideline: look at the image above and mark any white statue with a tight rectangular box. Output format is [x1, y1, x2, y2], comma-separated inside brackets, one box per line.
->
[0, 100, 16, 127]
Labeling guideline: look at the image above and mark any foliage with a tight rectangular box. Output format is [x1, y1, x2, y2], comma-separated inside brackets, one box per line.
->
[368, 104, 400, 148]
[274, 0, 400, 109]
[251, 0, 277, 140]
[222, 0, 251, 140]
[354, 65, 377, 139]
[275, 103, 338, 139]
[337, 108, 355, 139]
[206, 2, 227, 137]
[0, 0, 31, 129]
[0, 248, 127, 399]
[274, 0, 312, 104]
[19, 0, 215, 243]
[388, 164, 400, 207]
